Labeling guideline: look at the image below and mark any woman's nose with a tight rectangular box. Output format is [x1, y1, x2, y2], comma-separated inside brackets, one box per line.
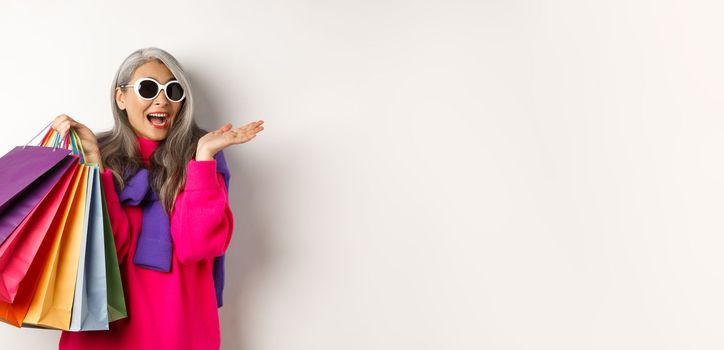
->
[153, 90, 170, 105]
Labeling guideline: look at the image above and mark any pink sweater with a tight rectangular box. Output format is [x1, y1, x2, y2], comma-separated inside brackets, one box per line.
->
[59, 136, 234, 350]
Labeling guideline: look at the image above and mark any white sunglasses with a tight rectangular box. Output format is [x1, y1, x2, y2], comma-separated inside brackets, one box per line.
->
[120, 77, 186, 102]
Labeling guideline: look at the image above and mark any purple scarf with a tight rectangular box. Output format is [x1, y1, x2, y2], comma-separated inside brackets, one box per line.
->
[118, 151, 230, 308]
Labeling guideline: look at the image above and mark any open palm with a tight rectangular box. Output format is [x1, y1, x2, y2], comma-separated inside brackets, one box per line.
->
[196, 120, 264, 160]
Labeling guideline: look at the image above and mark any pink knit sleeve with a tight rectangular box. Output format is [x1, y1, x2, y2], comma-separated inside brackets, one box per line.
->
[100, 168, 131, 260]
[170, 160, 234, 264]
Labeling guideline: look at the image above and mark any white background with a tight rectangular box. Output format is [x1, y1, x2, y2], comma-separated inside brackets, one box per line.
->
[1, 0, 723, 349]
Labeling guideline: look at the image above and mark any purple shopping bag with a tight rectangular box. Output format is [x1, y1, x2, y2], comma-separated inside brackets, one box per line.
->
[0, 146, 72, 246]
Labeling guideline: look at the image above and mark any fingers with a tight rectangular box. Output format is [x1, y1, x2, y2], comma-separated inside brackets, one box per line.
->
[52, 114, 76, 128]
[50, 114, 96, 145]
[217, 123, 232, 133]
[51, 114, 78, 140]
[245, 120, 264, 136]
[217, 120, 264, 144]
[235, 120, 264, 134]
[246, 120, 264, 130]
[224, 122, 263, 144]
[252, 120, 264, 133]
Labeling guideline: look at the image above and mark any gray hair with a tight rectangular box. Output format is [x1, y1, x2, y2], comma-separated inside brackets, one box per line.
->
[98, 46, 206, 212]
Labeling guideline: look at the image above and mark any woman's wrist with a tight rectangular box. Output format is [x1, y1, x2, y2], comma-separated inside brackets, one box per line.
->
[195, 146, 215, 161]
[86, 151, 104, 172]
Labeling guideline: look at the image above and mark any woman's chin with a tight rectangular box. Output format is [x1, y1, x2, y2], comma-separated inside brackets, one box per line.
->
[133, 128, 168, 141]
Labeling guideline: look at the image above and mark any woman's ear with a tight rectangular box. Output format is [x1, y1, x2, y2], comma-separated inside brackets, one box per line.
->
[115, 87, 126, 110]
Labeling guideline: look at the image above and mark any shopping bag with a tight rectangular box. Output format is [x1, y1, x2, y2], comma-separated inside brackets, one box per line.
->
[62, 126, 129, 323]
[0, 155, 77, 303]
[0, 159, 80, 326]
[0, 123, 128, 331]
[23, 162, 88, 330]
[68, 163, 92, 331]
[0, 146, 72, 247]
[69, 163, 109, 330]
[66, 128, 124, 328]
[63, 126, 111, 330]
[101, 174, 127, 322]
[25, 128, 95, 330]
[85, 165, 111, 329]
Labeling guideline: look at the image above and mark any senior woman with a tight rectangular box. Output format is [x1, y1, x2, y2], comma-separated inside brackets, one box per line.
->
[54, 47, 263, 350]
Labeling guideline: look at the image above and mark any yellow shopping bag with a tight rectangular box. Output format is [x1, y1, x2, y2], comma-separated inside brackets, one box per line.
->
[23, 164, 88, 330]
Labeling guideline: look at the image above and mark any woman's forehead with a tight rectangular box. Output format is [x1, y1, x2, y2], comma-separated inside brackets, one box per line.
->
[131, 61, 175, 83]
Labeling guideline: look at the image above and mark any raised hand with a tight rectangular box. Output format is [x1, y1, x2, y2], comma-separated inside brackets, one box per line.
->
[196, 120, 264, 161]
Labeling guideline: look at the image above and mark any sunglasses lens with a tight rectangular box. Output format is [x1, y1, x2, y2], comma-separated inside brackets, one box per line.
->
[138, 80, 159, 99]
[166, 82, 184, 101]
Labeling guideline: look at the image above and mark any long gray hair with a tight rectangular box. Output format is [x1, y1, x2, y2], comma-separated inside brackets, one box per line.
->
[98, 47, 206, 212]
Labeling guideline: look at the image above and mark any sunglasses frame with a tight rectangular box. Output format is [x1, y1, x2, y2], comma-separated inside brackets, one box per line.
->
[121, 77, 186, 102]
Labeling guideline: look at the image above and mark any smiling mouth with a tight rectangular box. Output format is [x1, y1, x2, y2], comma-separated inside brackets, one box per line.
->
[146, 113, 170, 128]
